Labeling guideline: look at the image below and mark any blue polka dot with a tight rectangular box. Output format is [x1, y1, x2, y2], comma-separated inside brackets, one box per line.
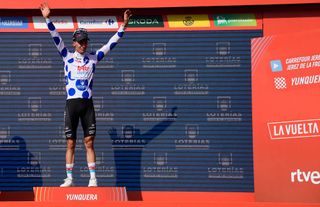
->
[89, 80, 93, 89]
[110, 42, 117, 50]
[67, 58, 74, 63]
[118, 32, 124, 37]
[90, 52, 96, 55]
[61, 48, 67, 57]
[68, 88, 76, 96]
[76, 79, 88, 91]
[84, 56, 89, 65]
[65, 76, 69, 85]
[68, 72, 75, 80]
[53, 37, 60, 45]
[97, 51, 104, 61]
[65, 65, 68, 72]
[92, 64, 96, 73]
[47, 22, 55, 31]
[82, 91, 89, 99]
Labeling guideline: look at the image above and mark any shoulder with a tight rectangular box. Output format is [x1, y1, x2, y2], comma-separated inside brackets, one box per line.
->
[65, 52, 75, 63]
[87, 52, 98, 60]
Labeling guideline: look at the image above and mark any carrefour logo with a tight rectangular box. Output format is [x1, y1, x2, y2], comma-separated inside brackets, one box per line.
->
[76, 16, 118, 29]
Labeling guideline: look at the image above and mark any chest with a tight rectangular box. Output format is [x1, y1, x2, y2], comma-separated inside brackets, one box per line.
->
[66, 55, 95, 78]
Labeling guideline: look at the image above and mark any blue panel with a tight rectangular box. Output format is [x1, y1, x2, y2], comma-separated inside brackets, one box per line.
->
[0, 29, 262, 191]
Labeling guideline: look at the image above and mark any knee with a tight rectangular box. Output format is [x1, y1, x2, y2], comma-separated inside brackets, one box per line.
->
[67, 139, 76, 150]
[84, 136, 94, 150]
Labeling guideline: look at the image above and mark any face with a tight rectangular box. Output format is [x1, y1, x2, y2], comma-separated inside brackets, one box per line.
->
[73, 39, 88, 54]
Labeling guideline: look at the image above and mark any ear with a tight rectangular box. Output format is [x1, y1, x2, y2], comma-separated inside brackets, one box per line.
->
[72, 41, 77, 47]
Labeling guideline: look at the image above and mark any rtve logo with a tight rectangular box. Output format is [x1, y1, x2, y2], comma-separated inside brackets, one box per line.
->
[291, 169, 320, 185]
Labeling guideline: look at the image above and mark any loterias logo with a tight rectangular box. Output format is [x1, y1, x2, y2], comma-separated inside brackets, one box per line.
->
[128, 16, 164, 27]
[183, 16, 194, 26]
[167, 14, 210, 28]
[291, 169, 320, 185]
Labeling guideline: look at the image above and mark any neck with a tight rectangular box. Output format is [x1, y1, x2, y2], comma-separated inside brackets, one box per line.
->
[75, 51, 85, 56]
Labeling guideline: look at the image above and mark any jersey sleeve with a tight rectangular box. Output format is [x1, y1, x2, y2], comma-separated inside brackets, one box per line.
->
[95, 24, 126, 63]
[45, 18, 70, 61]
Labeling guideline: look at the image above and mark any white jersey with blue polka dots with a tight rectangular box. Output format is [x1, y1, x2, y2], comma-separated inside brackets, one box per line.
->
[45, 18, 125, 100]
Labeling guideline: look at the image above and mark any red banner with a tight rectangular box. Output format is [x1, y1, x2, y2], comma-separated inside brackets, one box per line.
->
[251, 30, 320, 202]
[33, 187, 127, 202]
[0, 0, 319, 9]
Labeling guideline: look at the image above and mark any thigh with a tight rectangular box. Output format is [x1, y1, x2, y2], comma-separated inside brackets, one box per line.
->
[80, 99, 96, 138]
[65, 100, 80, 139]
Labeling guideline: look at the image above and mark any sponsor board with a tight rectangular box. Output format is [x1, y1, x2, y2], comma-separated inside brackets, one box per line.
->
[0, 16, 28, 29]
[213, 14, 257, 27]
[33, 16, 74, 29]
[128, 16, 164, 27]
[252, 30, 320, 202]
[167, 15, 210, 28]
[76, 16, 118, 29]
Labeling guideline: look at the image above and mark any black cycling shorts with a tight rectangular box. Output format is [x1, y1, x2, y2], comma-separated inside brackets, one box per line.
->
[64, 98, 96, 139]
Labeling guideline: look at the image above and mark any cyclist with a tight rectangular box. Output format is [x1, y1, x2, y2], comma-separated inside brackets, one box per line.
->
[40, 2, 132, 187]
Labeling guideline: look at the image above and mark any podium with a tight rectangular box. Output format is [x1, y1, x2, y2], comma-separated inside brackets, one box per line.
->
[33, 187, 127, 202]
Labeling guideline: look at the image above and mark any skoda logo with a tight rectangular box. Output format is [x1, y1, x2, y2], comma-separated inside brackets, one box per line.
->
[183, 16, 194, 26]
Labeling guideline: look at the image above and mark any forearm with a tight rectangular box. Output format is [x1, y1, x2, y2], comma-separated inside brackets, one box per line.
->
[45, 18, 68, 58]
[98, 24, 126, 56]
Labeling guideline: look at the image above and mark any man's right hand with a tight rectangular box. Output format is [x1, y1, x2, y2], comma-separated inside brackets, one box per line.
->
[40, 2, 50, 19]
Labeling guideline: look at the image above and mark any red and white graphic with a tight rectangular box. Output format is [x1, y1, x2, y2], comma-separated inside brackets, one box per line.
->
[252, 29, 320, 203]
[267, 119, 320, 140]
[273, 77, 286, 89]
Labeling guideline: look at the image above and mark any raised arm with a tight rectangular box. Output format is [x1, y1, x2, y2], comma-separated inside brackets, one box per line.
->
[95, 9, 132, 62]
[40, 2, 70, 61]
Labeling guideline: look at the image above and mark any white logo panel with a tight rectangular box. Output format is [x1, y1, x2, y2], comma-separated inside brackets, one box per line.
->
[33, 16, 74, 29]
[77, 16, 118, 29]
